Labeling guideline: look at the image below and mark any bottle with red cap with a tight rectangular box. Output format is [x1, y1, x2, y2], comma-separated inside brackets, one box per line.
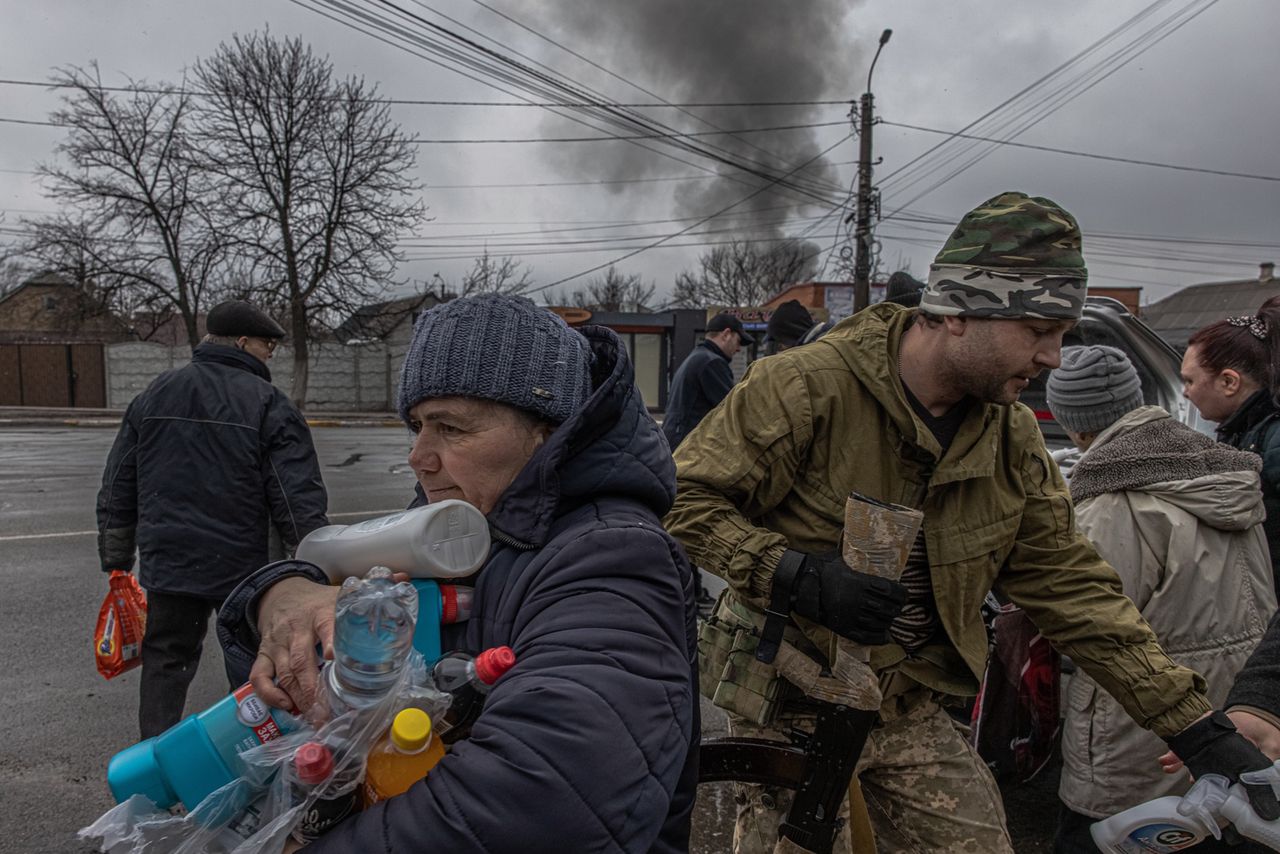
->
[291, 741, 360, 843]
[434, 646, 517, 745]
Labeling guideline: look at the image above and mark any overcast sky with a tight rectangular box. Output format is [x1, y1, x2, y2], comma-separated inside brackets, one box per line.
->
[1, 0, 1276, 306]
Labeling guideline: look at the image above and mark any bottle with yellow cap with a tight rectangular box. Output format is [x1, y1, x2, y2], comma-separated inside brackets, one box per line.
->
[363, 708, 447, 805]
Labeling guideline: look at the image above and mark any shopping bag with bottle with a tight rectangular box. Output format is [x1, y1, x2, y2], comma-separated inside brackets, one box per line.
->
[95, 570, 148, 680]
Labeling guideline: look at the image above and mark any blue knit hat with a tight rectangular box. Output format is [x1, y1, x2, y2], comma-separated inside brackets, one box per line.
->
[397, 293, 593, 424]
[1047, 345, 1144, 434]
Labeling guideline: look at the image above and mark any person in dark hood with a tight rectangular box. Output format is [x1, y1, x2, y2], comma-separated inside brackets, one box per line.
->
[764, 299, 814, 356]
[96, 299, 329, 739]
[218, 293, 698, 853]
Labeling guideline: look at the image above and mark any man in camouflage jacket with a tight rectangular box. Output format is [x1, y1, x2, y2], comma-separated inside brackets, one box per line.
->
[666, 192, 1278, 853]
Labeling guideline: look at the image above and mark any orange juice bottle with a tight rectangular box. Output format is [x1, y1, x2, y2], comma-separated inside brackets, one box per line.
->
[363, 708, 446, 805]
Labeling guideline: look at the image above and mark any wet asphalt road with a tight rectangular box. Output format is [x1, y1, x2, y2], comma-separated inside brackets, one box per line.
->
[0, 425, 736, 853]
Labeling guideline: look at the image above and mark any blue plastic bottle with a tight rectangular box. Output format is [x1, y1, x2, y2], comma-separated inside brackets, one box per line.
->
[107, 682, 299, 809]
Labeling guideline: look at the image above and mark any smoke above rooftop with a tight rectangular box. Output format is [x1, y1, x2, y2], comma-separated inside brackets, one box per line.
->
[524, 0, 865, 241]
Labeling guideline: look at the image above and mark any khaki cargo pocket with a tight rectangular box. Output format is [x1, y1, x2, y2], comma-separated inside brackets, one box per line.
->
[709, 625, 787, 726]
[697, 614, 737, 701]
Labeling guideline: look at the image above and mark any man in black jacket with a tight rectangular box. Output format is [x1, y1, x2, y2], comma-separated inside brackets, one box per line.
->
[96, 300, 329, 738]
[662, 311, 751, 451]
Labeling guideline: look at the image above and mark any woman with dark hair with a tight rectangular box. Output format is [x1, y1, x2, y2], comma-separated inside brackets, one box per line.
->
[1182, 295, 1280, 592]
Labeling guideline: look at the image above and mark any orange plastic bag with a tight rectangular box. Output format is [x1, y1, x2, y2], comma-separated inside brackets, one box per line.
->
[95, 570, 148, 680]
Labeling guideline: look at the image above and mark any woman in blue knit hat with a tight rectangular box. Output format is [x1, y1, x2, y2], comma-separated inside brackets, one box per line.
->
[218, 293, 698, 853]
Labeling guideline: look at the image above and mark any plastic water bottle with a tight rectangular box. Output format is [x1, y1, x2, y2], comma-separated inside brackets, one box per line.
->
[296, 500, 490, 581]
[433, 646, 517, 744]
[323, 567, 419, 716]
[106, 681, 299, 809]
[362, 708, 448, 805]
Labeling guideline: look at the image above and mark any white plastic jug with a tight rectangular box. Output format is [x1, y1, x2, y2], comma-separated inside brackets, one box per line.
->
[297, 500, 490, 581]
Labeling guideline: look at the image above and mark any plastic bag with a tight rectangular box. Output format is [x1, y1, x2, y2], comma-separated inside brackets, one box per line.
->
[969, 603, 1061, 783]
[80, 650, 447, 854]
[95, 570, 148, 680]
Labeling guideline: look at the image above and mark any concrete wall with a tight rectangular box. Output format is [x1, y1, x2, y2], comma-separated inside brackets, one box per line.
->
[105, 339, 398, 411]
[107, 342, 192, 408]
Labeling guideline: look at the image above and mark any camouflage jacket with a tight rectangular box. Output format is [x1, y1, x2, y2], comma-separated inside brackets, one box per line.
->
[665, 302, 1212, 737]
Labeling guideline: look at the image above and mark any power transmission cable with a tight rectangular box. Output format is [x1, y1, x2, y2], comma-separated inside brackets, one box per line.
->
[875, 0, 1176, 191]
[0, 76, 849, 107]
[881, 119, 1279, 182]
[458, 0, 846, 201]
[405, 120, 847, 144]
[881, 0, 1220, 215]
[526, 133, 852, 293]
[295, 0, 848, 205]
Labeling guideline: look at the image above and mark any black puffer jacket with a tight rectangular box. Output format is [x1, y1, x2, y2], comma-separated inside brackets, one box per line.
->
[96, 343, 329, 600]
[1217, 389, 1280, 594]
[218, 326, 698, 853]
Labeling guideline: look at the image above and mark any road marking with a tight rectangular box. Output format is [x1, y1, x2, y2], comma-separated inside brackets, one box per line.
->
[0, 509, 406, 542]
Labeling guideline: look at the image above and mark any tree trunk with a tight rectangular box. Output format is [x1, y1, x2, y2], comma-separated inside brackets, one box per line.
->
[184, 310, 200, 348]
[290, 299, 309, 408]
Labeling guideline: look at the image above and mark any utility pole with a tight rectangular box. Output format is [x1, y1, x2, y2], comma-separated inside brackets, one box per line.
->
[852, 29, 892, 313]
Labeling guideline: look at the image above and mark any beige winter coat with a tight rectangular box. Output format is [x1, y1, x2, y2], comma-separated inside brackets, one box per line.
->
[1059, 405, 1277, 817]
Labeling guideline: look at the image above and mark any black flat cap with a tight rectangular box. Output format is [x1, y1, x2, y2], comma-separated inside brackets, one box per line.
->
[206, 300, 287, 339]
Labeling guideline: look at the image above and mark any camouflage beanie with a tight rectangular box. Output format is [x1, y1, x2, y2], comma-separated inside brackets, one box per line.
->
[921, 191, 1088, 320]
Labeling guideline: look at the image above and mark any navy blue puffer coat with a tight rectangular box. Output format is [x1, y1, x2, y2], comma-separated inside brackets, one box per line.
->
[218, 326, 698, 853]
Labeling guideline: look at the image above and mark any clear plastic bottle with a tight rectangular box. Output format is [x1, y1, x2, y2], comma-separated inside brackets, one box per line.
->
[291, 741, 360, 844]
[434, 646, 517, 744]
[323, 567, 419, 716]
[317, 568, 417, 722]
[362, 708, 448, 805]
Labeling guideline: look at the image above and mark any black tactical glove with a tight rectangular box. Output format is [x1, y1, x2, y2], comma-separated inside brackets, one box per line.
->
[787, 549, 907, 646]
[1166, 711, 1280, 821]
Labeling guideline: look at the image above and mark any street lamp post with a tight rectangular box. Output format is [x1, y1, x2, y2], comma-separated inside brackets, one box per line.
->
[852, 29, 891, 313]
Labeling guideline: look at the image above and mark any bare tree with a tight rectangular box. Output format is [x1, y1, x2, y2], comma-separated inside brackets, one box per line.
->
[448, 250, 533, 297]
[570, 266, 654, 312]
[194, 32, 425, 404]
[25, 65, 229, 344]
[673, 239, 819, 308]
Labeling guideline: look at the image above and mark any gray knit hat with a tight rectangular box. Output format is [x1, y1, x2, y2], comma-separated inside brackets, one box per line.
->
[1046, 345, 1144, 434]
[396, 293, 593, 424]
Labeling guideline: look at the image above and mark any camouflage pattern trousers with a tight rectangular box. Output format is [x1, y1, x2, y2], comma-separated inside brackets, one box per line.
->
[728, 693, 1013, 854]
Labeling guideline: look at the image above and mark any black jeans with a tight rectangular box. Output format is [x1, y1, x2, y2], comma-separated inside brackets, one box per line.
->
[138, 590, 229, 739]
[1056, 802, 1258, 853]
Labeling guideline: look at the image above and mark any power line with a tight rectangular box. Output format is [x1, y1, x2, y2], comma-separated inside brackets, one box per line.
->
[407, 120, 846, 144]
[881, 0, 1221, 215]
[529, 133, 852, 293]
[881, 120, 1280, 182]
[292, 0, 849, 206]
[0, 75, 848, 108]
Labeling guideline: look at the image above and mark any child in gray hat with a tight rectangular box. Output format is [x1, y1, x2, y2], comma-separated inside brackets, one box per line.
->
[1047, 345, 1276, 852]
